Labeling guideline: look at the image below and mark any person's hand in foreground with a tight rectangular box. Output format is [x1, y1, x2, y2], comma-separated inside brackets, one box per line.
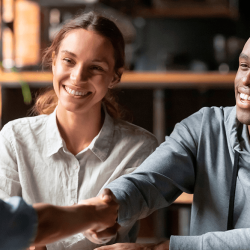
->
[83, 189, 121, 244]
[31, 188, 119, 247]
[94, 240, 170, 250]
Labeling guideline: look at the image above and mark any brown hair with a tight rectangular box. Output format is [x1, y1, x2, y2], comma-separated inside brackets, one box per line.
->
[33, 11, 125, 119]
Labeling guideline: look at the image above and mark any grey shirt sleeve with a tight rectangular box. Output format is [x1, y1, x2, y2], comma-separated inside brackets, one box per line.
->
[106, 112, 200, 225]
[170, 229, 250, 250]
[0, 196, 38, 250]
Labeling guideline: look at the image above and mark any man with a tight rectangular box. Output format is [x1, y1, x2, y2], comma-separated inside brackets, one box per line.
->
[0, 192, 118, 250]
[92, 38, 250, 250]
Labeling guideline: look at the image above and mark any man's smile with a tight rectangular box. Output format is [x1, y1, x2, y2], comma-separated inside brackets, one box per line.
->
[240, 92, 250, 101]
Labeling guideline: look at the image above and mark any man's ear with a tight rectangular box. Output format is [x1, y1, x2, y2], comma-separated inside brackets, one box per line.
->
[109, 67, 124, 89]
[52, 51, 56, 73]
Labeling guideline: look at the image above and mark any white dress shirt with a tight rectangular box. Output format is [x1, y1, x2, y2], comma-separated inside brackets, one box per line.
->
[0, 107, 158, 250]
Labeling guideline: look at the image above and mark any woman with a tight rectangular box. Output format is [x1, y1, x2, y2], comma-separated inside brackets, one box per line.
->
[0, 12, 158, 250]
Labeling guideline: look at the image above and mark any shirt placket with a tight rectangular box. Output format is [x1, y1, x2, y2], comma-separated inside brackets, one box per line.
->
[69, 157, 80, 206]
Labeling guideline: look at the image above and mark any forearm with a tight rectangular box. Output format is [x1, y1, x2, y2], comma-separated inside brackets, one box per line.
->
[170, 229, 250, 250]
[33, 203, 92, 246]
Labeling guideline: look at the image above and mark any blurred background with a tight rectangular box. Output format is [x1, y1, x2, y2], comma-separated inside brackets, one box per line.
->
[1, 0, 250, 245]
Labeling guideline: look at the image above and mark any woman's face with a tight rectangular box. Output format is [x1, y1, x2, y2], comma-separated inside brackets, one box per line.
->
[52, 28, 119, 115]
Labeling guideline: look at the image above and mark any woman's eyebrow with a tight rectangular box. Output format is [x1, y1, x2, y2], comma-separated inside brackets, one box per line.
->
[61, 50, 77, 57]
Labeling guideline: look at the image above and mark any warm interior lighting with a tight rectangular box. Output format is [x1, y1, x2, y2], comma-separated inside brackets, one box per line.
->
[2, 27, 14, 68]
[14, 0, 40, 67]
[0, 86, 2, 121]
[3, 0, 14, 23]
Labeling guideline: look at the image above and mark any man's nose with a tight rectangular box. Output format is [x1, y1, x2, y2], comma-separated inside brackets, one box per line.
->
[70, 66, 88, 85]
[242, 71, 250, 86]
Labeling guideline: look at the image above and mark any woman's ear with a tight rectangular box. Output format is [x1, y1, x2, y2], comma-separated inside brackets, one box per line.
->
[52, 51, 56, 73]
[109, 67, 124, 89]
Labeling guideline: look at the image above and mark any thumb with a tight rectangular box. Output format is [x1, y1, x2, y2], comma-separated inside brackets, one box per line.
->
[100, 188, 114, 203]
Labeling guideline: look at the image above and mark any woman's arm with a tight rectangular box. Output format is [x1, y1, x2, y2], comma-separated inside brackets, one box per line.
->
[0, 192, 118, 250]
[32, 191, 118, 247]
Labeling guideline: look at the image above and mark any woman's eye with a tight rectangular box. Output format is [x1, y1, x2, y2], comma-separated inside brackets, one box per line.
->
[63, 58, 74, 65]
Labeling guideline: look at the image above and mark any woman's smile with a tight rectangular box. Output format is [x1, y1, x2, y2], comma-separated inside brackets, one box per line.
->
[63, 85, 92, 98]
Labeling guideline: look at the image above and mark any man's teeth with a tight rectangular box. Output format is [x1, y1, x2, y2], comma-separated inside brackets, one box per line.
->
[65, 86, 88, 96]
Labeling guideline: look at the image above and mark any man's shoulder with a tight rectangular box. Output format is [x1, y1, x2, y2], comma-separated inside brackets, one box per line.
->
[182, 106, 234, 126]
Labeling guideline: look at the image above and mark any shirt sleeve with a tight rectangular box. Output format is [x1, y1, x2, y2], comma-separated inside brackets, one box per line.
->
[0, 196, 38, 250]
[170, 229, 250, 250]
[106, 117, 198, 226]
[0, 126, 21, 199]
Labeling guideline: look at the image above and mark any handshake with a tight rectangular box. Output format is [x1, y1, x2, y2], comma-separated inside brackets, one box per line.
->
[79, 189, 120, 244]
[32, 189, 119, 248]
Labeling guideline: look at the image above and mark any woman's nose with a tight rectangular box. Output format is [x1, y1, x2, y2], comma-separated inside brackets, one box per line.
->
[70, 66, 88, 84]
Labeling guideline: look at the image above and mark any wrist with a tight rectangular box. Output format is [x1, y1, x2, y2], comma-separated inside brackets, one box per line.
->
[153, 240, 170, 250]
[75, 204, 95, 229]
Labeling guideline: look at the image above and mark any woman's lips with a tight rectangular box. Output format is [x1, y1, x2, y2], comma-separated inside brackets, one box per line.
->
[64, 85, 91, 98]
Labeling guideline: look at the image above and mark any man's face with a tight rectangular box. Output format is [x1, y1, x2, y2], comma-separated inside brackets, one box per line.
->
[235, 38, 250, 125]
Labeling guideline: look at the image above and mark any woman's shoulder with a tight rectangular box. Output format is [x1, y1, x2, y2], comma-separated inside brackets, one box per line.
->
[1, 115, 49, 137]
[113, 119, 158, 145]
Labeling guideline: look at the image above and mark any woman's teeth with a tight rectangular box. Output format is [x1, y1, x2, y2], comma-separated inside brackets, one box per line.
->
[240, 93, 250, 101]
[65, 86, 89, 96]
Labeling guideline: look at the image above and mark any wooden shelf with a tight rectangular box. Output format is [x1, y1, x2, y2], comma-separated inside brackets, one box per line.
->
[135, 6, 238, 19]
[0, 71, 236, 88]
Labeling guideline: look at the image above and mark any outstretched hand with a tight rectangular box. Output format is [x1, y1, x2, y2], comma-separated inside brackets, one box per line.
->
[94, 241, 170, 250]
[79, 189, 120, 235]
[82, 189, 121, 244]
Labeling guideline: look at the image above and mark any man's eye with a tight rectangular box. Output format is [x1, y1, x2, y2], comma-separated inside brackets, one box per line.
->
[240, 63, 248, 69]
[92, 66, 104, 71]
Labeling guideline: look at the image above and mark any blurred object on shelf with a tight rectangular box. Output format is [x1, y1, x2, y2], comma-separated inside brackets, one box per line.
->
[213, 34, 245, 73]
[15, 0, 40, 68]
[2, 27, 14, 70]
[214, 34, 226, 64]
[219, 63, 229, 74]
[2, 0, 14, 23]
[189, 60, 208, 72]
[2, 0, 14, 70]
[48, 8, 63, 41]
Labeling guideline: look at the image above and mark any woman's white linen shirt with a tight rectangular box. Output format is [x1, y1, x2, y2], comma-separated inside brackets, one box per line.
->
[0, 108, 158, 249]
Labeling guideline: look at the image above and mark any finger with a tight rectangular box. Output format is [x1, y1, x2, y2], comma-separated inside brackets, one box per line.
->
[94, 223, 120, 238]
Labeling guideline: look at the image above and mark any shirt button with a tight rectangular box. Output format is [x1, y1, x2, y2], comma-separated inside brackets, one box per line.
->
[74, 165, 79, 170]
[70, 200, 74, 205]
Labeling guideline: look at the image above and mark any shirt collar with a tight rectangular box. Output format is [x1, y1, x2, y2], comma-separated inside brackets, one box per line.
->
[89, 106, 115, 162]
[45, 106, 115, 161]
[45, 107, 64, 157]
[226, 105, 250, 162]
